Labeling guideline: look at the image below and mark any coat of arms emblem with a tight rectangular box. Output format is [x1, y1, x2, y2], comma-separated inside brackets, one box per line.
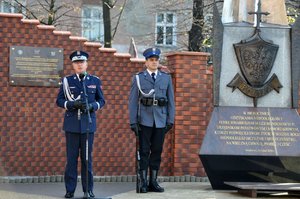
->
[227, 1, 282, 107]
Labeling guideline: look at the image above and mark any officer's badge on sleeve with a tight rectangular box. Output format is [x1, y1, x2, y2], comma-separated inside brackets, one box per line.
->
[88, 85, 96, 89]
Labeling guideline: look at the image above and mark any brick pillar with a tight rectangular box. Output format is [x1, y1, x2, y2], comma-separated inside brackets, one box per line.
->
[166, 52, 213, 176]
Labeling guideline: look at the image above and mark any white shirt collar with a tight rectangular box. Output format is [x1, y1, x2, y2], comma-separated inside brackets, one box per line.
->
[147, 69, 158, 77]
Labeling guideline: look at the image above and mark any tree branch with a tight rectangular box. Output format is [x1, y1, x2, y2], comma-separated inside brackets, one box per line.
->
[112, 0, 127, 38]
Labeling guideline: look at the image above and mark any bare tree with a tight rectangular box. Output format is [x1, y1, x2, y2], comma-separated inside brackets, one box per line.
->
[188, 0, 204, 51]
[148, 0, 222, 52]
[5, 0, 127, 47]
[102, 0, 127, 48]
[4, 0, 78, 26]
[103, 0, 113, 47]
[102, 0, 128, 47]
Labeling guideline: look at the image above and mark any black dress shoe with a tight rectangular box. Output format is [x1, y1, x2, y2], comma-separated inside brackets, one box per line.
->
[88, 191, 95, 198]
[64, 192, 74, 198]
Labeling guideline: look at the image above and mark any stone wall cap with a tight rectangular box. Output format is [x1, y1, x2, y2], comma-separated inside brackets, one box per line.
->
[37, 24, 56, 30]
[69, 36, 88, 42]
[84, 42, 102, 48]
[166, 51, 211, 57]
[21, 19, 40, 24]
[0, 13, 23, 18]
[53, 30, 72, 36]
[99, 48, 117, 53]
[114, 53, 131, 58]
[130, 58, 145, 63]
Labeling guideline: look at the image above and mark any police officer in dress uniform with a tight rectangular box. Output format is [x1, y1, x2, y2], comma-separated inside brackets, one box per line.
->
[56, 50, 105, 198]
[129, 47, 175, 193]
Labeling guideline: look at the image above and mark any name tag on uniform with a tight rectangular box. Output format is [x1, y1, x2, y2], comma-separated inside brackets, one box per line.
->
[88, 85, 96, 89]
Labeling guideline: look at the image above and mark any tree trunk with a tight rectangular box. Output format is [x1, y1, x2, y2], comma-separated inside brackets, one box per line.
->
[48, 0, 55, 25]
[103, 0, 112, 48]
[188, 0, 204, 52]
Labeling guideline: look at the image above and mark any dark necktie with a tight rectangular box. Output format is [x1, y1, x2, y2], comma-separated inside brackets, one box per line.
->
[151, 73, 156, 82]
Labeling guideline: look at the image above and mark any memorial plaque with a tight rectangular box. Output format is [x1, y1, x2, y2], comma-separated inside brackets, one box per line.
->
[9, 46, 63, 87]
[199, 107, 300, 189]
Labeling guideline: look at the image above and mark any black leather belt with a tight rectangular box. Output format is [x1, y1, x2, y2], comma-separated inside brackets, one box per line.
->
[140, 97, 168, 106]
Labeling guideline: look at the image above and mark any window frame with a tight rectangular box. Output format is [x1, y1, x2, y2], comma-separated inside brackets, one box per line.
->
[81, 5, 104, 42]
[155, 12, 177, 47]
[0, 0, 25, 13]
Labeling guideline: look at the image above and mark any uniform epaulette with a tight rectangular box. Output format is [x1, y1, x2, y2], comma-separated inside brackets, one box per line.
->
[159, 70, 170, 75]
[66, 75, 73, 78]
[90, 74, 99, 79]
[136, 71, 143, 75]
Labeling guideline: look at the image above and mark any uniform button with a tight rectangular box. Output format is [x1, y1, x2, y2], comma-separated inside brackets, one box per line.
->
[81, 91, 83, 93]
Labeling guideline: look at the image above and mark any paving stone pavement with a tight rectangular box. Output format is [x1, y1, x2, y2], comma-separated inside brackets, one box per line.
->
[0, 182, 299, 199]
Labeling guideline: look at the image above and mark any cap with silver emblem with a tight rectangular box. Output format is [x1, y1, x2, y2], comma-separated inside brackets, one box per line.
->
[69, 50, 89, 62]
[143, 47, 161, 59]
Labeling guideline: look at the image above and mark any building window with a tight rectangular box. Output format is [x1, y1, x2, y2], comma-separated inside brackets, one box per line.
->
[0, 0, 24, 13]
[82, 5, 104, 42]
[156, 12, 176, 46]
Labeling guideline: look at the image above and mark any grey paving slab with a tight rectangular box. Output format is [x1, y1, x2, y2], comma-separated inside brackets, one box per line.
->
[0, 182, 299, 199]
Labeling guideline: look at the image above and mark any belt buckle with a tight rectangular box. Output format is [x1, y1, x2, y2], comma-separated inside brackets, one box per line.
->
[153, 99, 158, 106]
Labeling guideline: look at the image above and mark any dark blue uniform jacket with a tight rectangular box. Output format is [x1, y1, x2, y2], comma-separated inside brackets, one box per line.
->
[56, 74, 105, 133]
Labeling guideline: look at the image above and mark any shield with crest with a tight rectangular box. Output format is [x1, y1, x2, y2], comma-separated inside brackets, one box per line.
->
[234, 33, 279, 87]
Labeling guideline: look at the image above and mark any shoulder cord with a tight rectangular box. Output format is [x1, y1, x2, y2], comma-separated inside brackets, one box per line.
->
[63, 77, 81, 101]
[135, 74, 155, 97]
[135, 74, 155, 123]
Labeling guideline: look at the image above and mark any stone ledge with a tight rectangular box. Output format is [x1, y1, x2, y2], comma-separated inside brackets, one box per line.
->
[114, 53, 131, 58]
[21, 19, 40, 24]
[84, 42, 102, 48]
[37, 24, 56, 30]
[166, 51, 211, 57]
[53, 30, 72, 36]
[130, 58, 145, 63]
[0, 13, 23, 18]
[69, 36, 88, 42]
[99, 48, 117, 53]
[0, 175, 209, 184]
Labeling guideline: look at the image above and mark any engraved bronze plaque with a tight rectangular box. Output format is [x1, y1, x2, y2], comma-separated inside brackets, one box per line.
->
[9, 46, 63, 87]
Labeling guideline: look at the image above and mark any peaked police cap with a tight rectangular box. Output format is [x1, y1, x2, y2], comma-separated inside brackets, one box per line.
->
[143, 47, 161, 59]
[69, 50, 89, 62]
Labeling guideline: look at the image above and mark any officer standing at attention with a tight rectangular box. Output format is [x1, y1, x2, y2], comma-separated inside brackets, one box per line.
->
[129, 47, 175, 193]
[56, 50, 105, 198]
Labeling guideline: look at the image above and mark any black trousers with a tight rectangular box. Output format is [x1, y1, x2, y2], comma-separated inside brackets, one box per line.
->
[139, 124, 165, 170]
[65, 132, 94, 193]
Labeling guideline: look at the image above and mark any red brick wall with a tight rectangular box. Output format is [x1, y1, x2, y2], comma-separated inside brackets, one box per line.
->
[0, 13, 212, 177]
[167, 52, 213, 176]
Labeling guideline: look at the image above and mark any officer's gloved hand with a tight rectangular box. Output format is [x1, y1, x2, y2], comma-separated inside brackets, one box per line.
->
[82, 103, 94, 112]
[165, 123, 173, 134]
[130, 123, 139, 136]
[73, 100, 83, 109]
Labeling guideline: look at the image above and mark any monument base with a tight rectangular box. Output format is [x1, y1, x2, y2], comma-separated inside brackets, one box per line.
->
[200, 155, 300, 190]
[199, 107, 300, 190]
[225, 182, 300, 198]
